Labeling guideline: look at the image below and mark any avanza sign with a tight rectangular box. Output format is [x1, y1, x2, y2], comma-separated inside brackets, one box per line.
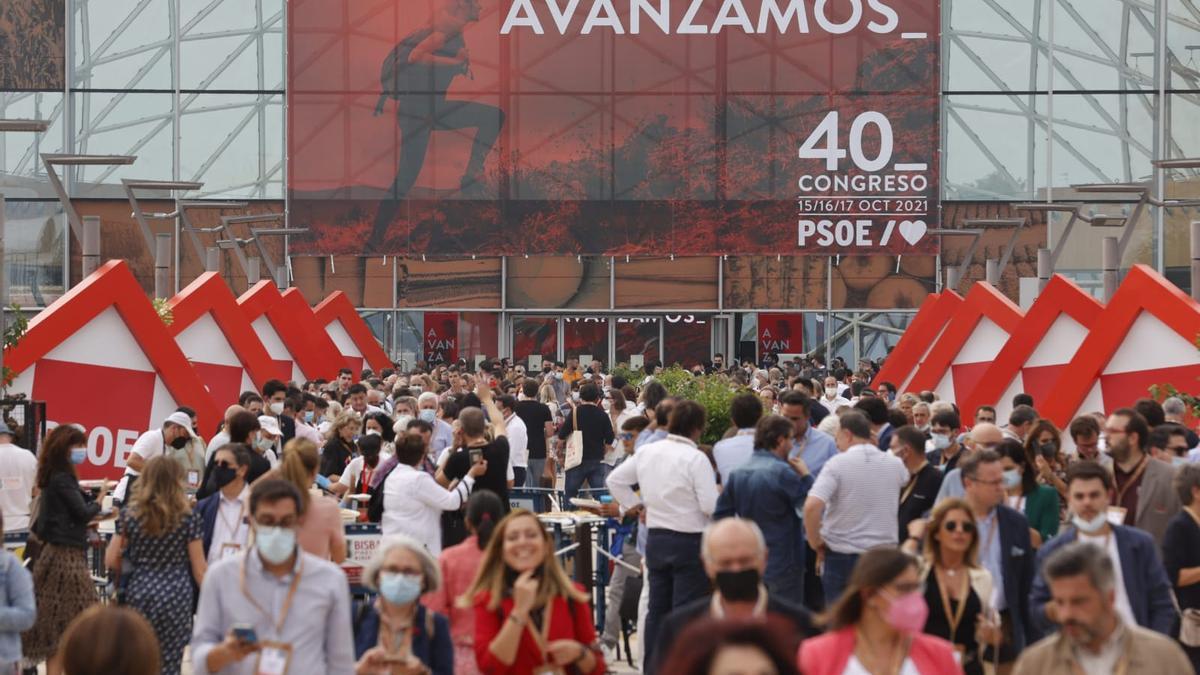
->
[288, 0, 939, 257]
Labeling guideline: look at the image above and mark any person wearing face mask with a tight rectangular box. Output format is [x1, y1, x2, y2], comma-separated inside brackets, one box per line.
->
[466, 510, 605, 674]
[924, 411, 962, 469]
[289, 395, 324, 446]
[650, 519, 817, 675]
[262, 379, 297, 444]
[354, 535, 454, 674]
[1149, 423, 1192, 468]
[819, 376, 849, 412]
[115, 411, 196, 505]
[24, 425, 110, 675]
[1029, 461, 1176, 638]
[1026, 419, 1069, 510]
[332, 433, 387, 501]
[191, 479, 356, 674]
[934, 422, 1004, 503]
[912, 402, 932, 435]
[997, 439, 1060, 548]
[797, 548, 960, 675]
[1104, 407, 1180, 546]
[256, 415, 283, 467]
[196, 444, 253, 563]
[418, 391, 455, 459]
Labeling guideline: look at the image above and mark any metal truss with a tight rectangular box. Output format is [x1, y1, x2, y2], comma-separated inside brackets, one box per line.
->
[0, 0, 285, 200]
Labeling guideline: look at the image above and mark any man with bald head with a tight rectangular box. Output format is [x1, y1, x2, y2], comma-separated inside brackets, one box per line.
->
[648, 518, 817, 675]
[934, 421, 1004, 502]
[206, 404, 246, 462]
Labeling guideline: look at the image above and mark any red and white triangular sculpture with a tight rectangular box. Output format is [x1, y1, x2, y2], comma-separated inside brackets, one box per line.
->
[238, 282, 344, 383]
[905, 283, 1024, 404]
[959, 275, 1104, 423]
[4, 261, 221, 479]
[312, 291, 391, 376]
[167, 273, 280, 412]
[873, 291, 964, 393]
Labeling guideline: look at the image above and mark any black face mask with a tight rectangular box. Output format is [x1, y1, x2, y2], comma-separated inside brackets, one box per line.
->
[1038, 442, 1058, 460]
[714, 568, 761, 603]
[169, 434, 190, 450]
[211, 465, 239, 489]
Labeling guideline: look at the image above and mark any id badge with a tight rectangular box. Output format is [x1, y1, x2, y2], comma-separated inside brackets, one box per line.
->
[187, 470, 200, 488]
[255, 641, 292, 675]
[1106, 506, 1128, 526]
[221, 543, 242, 559]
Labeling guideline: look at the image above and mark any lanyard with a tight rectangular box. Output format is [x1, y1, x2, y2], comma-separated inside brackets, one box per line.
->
[901, 463, 928, 504]
[359, 465, 373, 494]
[218, 496, 248, 537]
[936, 569, 970, 646]
[239, 553, 303, 636]
[1113, 456, 1149, 505]
[525, 602, 555, 664]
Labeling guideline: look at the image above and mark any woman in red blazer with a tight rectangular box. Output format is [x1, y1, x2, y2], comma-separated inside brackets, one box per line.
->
[798, 549, 962, 675]
[462, 509, 605, 675]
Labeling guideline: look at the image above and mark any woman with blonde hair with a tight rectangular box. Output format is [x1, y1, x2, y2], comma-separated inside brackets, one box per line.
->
[462, 509, 604, 674]
[104, 456, 206, 675]
[279, 438, 346, 563]
[320, 411, 361, 482]
[904, 498, 1001, 675]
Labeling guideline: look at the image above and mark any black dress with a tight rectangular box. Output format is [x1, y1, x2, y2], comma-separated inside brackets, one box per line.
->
[1162, 510, 1200, 672]
[923, 570, 984, 675]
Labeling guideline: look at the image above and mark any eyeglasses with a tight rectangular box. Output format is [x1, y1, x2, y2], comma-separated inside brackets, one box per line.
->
[619, 432, 634, 441]
[943, 520, 975, 534]
[1103, 426, 1127, 436]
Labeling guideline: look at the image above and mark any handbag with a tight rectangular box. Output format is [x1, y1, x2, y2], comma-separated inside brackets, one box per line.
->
[1182, 609, 1200, 647]
[22, 494, 44, 566]
[564, 407, 584, 471]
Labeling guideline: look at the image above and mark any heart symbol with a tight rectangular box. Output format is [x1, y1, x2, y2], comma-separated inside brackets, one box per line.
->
[898, 220, 927, 245]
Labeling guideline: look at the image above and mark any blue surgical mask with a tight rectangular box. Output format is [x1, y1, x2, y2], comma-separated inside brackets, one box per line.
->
[378, 571, 423, 605]
[419, 409, 437, 423]
[1002, 469, 1021, 489]
[254, 525, 296, 565]
[315, 474, 331, 490]
[1173, 456, 1189, 468]
[304, 411, 315, 423]
[70, 447, 87, 465]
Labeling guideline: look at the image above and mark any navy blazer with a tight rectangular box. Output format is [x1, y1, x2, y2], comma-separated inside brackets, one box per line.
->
[195, 491, 221, 559]
[354, 603, 453, 675]
[994, 504, 1037, 652]
[1031, 524, 1177, 637]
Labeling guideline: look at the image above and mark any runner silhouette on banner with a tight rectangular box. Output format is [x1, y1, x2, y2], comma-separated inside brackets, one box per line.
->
[369, 0, 505, 252]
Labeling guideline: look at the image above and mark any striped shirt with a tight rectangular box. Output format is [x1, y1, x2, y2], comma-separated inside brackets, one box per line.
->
[809, 443, 909, 554]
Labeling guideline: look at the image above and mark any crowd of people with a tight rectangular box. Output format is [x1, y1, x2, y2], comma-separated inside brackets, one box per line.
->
[1, 354, 1199, 674]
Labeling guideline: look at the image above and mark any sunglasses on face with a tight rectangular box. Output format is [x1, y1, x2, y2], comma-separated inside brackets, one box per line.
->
[943, 520, 975, 534]
[619, 432, 634, 441]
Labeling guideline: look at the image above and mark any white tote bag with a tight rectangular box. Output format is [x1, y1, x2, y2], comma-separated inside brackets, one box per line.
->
[564, 406, 584, 470]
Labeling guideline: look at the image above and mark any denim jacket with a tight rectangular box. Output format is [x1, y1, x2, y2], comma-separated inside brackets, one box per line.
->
[0, 551, 36, 664]
[714, 450, 813, 579]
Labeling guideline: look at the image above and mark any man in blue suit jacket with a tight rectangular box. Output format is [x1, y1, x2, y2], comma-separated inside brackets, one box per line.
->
[195, 443, 253, 561]
[956, 450, 1038, 659]
[1030, 460, 1176, 636]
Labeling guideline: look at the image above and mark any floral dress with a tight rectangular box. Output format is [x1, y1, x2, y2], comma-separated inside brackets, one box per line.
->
[117, 509, 202, 675]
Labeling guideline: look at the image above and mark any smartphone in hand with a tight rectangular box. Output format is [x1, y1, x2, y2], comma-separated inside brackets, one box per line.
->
[469, 448, 483, 464]
[232, 624, 258, 644]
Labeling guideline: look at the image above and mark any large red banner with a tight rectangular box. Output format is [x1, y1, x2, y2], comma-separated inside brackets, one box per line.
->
[288, 0, 940, 257]
[758, 312, 804, 356]
[424, 312, 461, 363]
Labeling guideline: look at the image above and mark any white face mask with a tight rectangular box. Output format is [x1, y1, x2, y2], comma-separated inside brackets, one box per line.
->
[1072, 511, 1108, 534]
[931, 433, 951, 450]
[824, 386, 838, 398]
[269, 401, 284, 416]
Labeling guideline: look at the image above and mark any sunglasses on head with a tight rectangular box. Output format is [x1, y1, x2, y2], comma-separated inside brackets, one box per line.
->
[943, 520, 975, 534]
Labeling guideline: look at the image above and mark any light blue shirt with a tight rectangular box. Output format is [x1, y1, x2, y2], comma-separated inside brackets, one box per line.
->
[0, 552, 35, 664]
[712, 429, 756, 484]
[430, 418, 454, 457]
[790, 426, 839, 479]
[191, 549, 355, 675]
[936, 468, 966, 501]
[635, 428, 668, 451]
[976, 509, 1006, 610]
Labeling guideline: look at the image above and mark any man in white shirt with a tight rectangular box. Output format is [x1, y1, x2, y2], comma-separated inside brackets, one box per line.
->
[819, 375, 851, 411]
[607, 400, 719, 670]
[803, 409, 908, 603]
[205, 405, 245, 462]
[0, 422, 37, 531]
[196, 443, 253, 563]
[382, 433, 485, 555]
[115, 411, 195, 504]
[497, 395, 529, 487]
[712, 393, 763, 484]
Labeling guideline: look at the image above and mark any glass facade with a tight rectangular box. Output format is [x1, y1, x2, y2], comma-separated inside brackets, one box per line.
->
[1, 0, 1197, 364]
